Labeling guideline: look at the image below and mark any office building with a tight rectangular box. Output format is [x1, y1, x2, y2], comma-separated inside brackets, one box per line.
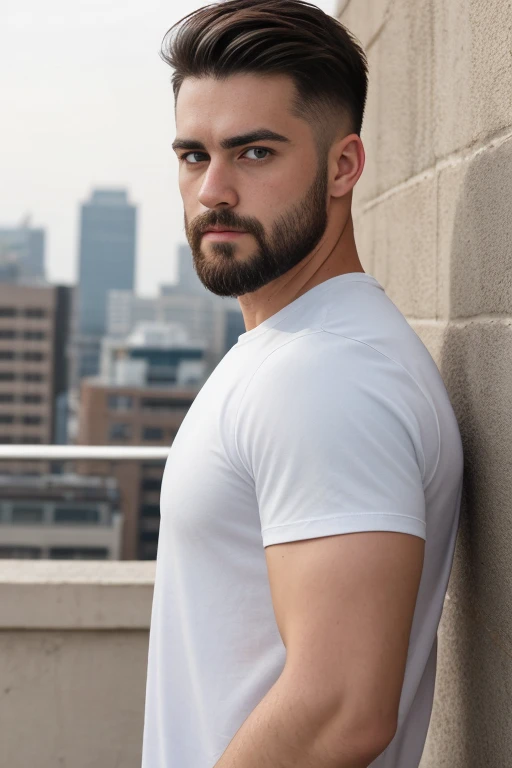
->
[77, 382, 197, 560]
[0, 216, 46, 282]
[75, 189, 136, 380]
[170, 242, 209, 296]
[99, 322, 206, 388]
[106, 242, 245, 370]
[0, 473, 122, 560]
[75, 320, 205, 559]
[0, 282, 72, 472]
[107, 285, 243, 369]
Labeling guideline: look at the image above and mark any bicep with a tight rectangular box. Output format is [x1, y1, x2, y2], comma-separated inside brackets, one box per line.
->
[265, 529, 425, 730]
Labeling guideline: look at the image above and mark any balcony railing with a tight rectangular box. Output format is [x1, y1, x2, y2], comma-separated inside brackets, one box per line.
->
[0, 444, 170, 460]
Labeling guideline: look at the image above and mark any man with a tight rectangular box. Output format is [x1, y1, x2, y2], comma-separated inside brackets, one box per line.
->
[141, 1, 464, 766]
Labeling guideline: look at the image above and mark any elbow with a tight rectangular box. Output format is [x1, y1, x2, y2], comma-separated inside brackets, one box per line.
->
[279, 665, 398, 764]
[326, 711, 397, 765]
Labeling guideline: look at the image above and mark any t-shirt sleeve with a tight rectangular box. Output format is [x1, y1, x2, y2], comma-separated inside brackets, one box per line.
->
[234, 335, 433, 547]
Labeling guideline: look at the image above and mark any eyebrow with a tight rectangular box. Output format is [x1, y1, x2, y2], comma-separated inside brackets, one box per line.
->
[172, 128, 291, 153]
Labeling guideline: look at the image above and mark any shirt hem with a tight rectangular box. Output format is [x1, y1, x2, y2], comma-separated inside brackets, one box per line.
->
[261, 513, 427, 547]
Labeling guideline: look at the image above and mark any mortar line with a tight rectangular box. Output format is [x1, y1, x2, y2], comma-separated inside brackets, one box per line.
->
[359, 127, 512, 213]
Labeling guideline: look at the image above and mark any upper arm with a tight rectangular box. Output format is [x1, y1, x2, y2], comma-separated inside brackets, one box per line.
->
[235, 336, 435, 738]
[264, 529, 425, 737]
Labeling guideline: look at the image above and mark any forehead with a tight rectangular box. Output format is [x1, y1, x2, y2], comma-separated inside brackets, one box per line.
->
[175, 73, 306, 140]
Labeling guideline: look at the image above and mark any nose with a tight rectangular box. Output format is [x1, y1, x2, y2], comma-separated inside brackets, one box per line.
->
[197, 159, 239, 209]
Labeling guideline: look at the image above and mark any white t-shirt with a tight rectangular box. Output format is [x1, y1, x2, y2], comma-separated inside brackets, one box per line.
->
[141, 272, 463, 768]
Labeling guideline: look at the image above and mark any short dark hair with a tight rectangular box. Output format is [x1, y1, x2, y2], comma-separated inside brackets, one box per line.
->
[160, 0, 368, 151]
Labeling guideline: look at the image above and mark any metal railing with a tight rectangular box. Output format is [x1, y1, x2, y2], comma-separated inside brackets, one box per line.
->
[0, 445, 170, 460]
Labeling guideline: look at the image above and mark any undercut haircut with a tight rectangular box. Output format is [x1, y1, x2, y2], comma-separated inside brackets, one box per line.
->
[160, 0, 369, 155]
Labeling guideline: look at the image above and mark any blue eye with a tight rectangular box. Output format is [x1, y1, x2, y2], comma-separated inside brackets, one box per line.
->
[244, 148, 272, 160]
[179, 147, 274, 164]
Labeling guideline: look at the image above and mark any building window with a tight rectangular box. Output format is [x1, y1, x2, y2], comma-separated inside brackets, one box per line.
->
[0, 394, 15, 403]
[22, 394, 42, 404]
[141, 478, 162, 492]
[0, 308, 17, 317]
[0, 414, 14, 424]
[139, 542, 158, 560]
[23, 330, 45, 340]
[53, 507, 100, 524]
[0, 330, 16, 339]
[0, 546, 41, 558]
[0, 436, 14, 443]
[140, 530, 159, 543]
[141, 504, 160, 518]
[140, 397, 192, 411]
[24, 308, 46, 318]
[49, 547, 108, 560]
[22, 415, 42, 425]
[109, 422, 131, 440]
[20, 436, 41, 443]
[0, 372, 15, 381]
[142, 426, 164, 441]
[0, 350, 15, 360]
[11, 506, 44, 524]
[107, 394, 133, 411]
[23, 351, 44, 362]
[23, 372, 43, 382]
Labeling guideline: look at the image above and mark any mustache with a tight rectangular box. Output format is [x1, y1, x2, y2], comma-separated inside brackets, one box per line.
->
[188, 211, 265, 241]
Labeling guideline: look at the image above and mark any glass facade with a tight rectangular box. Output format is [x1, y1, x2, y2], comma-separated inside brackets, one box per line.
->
[77, 190, 136, 336]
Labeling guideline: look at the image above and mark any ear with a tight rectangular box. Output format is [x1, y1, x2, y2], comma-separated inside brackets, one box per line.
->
[329, 134, 365, 199]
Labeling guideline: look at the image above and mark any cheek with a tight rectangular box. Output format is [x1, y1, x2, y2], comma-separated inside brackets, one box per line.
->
[179, 177, 200, 213]
[246, 171, 305, 214]
[178, 171, 191, 198]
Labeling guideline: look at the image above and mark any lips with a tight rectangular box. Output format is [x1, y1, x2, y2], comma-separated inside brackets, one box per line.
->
[204, 228, 245, 233]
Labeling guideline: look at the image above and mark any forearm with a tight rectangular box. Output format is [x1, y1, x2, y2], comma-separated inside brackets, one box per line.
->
[213, 671, 386, 768]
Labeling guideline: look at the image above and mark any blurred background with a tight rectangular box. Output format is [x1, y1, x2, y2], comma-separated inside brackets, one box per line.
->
[0, 0, 337, 563]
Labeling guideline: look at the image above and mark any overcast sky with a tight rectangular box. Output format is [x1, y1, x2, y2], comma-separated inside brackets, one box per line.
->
[1, 0, 338, 296]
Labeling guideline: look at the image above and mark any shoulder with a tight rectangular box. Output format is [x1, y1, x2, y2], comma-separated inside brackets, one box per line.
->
[237, 329, 434, 453]
[240, 329, 427, 411]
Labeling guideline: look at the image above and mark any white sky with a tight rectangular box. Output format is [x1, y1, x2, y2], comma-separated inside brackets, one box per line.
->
[1, 0, 338, 296]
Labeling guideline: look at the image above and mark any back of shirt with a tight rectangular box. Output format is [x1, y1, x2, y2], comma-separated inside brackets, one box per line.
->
[141, 272, 464, 768]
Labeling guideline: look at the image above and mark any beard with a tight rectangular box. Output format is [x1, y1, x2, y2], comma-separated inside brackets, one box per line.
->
[184, 156, 329, 297]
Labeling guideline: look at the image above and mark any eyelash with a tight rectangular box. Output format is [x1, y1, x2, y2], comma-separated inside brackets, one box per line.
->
[178, 147, 274, 164]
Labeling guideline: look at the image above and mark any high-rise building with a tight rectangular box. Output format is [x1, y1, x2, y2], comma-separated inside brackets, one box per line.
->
[0, 216, 46, 282]
[106, 290, 155, 338]
[75, 189, 136, 380]
[0, 282, 72, 472]
[158, 244, 206, 297]
[176, 242, 208, 295]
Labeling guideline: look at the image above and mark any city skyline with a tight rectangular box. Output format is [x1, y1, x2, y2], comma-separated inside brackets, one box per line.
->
[1, 0, 337, 297]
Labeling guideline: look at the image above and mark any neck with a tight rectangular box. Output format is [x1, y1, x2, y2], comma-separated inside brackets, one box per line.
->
[238, 206, 364, 332]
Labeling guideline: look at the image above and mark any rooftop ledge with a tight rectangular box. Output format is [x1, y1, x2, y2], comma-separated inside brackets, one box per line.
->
[0, 560, 156, 631]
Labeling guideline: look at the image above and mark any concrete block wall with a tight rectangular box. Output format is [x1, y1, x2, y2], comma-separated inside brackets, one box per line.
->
[337, 1, 512, 764]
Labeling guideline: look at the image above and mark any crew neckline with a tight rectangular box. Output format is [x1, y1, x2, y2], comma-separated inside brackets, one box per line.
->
[235, 272, 382, 347]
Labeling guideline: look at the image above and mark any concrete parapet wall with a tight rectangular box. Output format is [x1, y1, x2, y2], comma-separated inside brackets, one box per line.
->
[338, 0, 512, 764]
[0, 561, 154, 768]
